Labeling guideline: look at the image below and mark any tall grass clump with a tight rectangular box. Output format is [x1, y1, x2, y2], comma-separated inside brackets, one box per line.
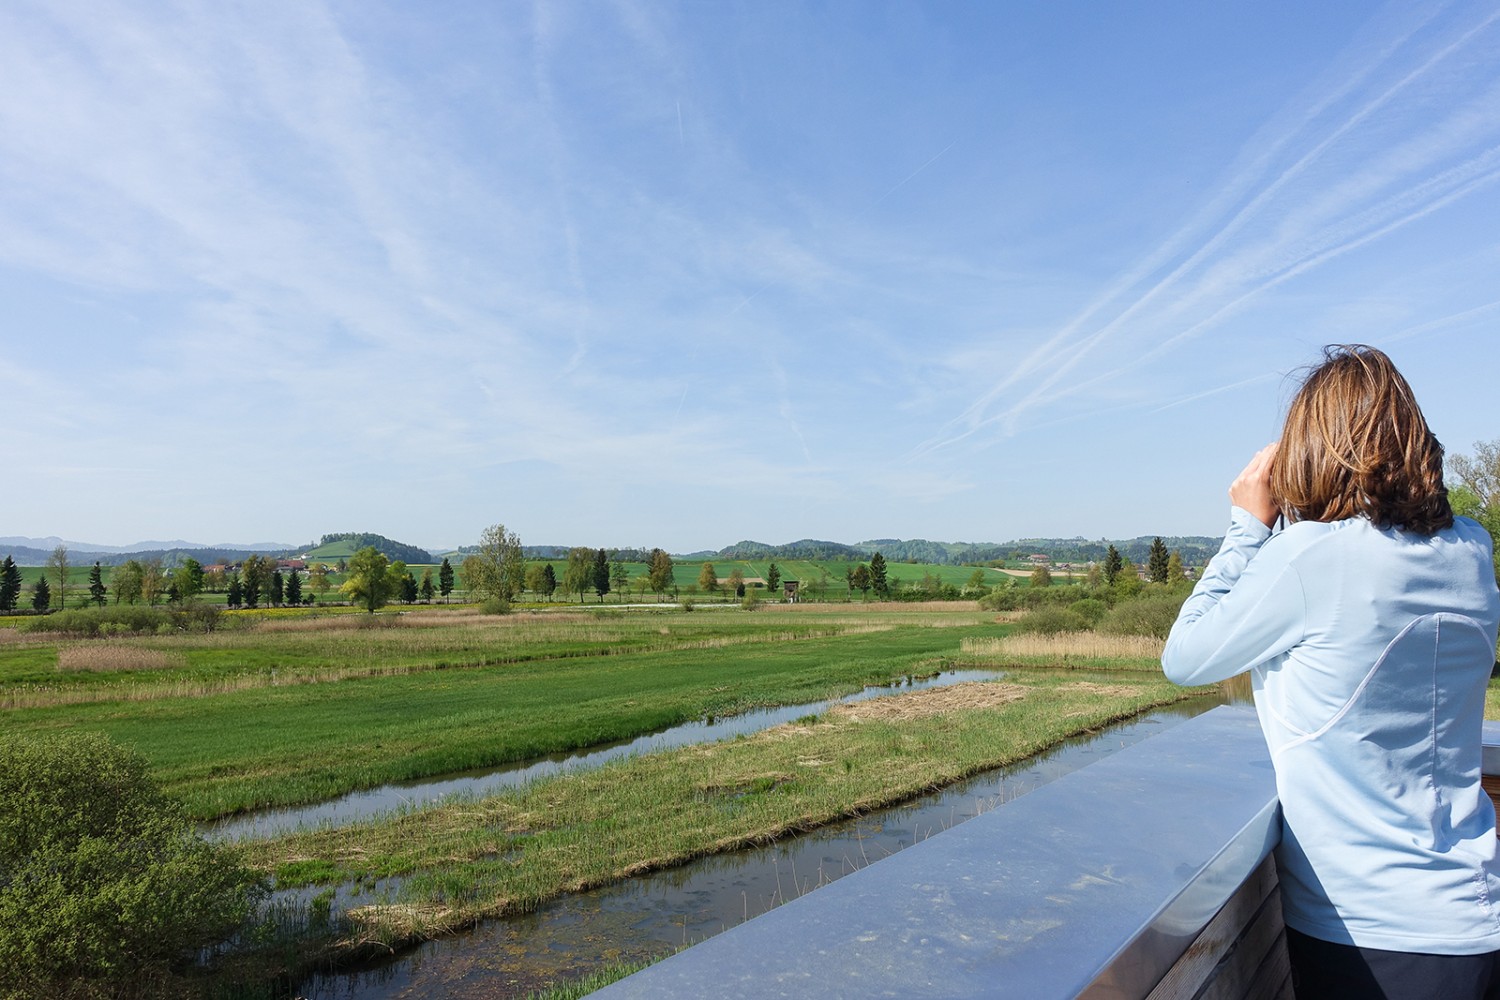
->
[0, 731, 266, 1000]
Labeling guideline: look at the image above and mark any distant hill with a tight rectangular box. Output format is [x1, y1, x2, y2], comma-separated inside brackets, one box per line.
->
[303, 533, 433, 565]
[0, 536, 298, 567]
[698, 535, 1221, 567]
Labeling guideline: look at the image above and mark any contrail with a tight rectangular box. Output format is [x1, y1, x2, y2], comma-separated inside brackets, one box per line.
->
[876, 139, 956, 203]
[911, 4, 1499, 457]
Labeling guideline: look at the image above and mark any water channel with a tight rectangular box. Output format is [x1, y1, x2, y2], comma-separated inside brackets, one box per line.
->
[213, 670, 1008, 840]
[292, 694, 1224, 999]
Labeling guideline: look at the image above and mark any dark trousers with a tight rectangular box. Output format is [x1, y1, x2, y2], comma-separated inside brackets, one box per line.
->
[1287, 927, 1500, 999]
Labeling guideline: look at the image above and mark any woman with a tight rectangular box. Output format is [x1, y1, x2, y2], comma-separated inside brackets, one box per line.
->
[1162, 345, 1500, 998]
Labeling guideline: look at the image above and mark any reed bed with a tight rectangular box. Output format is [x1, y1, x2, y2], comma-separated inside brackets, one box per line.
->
[960, 631, 1165, 663]
[56, 644, 188, 673]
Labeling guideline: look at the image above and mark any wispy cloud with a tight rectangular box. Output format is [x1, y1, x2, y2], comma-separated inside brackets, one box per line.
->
[914, 3, 1500, 456]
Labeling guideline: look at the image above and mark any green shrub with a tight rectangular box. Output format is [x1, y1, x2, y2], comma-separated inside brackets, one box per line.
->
[1014, 606, 1088, 635]
[1068, 598, 1109, 627]
[0, 731, 266, 999]
[479, 596, 512, 615]
[1099, 593, 1187, 640]
[20, 605, 172, 637]
[977, 585, 1019, 611]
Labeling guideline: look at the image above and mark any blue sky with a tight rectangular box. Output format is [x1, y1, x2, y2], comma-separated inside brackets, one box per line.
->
[4, 1, 1499, 553]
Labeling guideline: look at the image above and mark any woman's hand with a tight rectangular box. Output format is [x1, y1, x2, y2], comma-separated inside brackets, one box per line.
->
[1230, 442, 1280, 528]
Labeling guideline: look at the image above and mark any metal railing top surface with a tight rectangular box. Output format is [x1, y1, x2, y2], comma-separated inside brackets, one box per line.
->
[596, 705, 1278, 1000]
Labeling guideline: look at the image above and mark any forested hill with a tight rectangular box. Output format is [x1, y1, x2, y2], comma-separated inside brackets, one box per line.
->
[312, 533, 433, 564]
[0, 545, 294, 567]
[705, 535, 1222, 566]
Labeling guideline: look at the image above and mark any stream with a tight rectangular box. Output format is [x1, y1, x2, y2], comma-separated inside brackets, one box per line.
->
[291, 695, 1224, 999]
[212, 670, 1007, 840]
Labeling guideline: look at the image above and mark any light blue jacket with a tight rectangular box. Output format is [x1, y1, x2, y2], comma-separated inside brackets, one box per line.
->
[1163, 508, 1500, 954]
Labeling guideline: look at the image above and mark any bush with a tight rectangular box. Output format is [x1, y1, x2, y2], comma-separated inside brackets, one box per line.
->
[479, 596, 512, 615]
[0, 731, 266, 999]
[1068, 598, 1109, 627]
[21, 606, 173, 637]
[1014, 606, 1089, 635]
[740, 590, 760, 610]
[1099, 593, 1188, 640]
[680, 598, 695, 612]
[977, 584, 1019, 611]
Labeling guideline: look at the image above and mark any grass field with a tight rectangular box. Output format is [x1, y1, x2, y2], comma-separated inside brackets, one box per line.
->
[0, 605, 1013, 819]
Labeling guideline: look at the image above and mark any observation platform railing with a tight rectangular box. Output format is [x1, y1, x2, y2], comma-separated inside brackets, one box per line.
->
[599, 708, 1500, 998]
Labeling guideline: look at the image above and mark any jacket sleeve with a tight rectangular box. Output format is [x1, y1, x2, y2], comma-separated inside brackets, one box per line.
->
[1161, 507, 1307, 686]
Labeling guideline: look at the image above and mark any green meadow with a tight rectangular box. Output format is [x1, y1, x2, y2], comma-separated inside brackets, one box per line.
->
[0, 599, 1219, 988]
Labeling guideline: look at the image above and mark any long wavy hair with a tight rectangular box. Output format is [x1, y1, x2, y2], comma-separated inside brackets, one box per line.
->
[1270, 345, 1452, 535]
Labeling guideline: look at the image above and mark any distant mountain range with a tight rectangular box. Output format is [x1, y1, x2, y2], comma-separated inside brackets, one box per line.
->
[2, 532, 1224, 568]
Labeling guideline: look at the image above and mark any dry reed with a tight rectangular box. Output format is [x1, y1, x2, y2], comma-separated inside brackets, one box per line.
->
[56, 644, 188, 673]
[961, 632, 1165, 661]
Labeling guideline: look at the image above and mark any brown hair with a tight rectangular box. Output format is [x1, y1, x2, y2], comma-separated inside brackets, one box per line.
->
[1270, 345, 1452, 534]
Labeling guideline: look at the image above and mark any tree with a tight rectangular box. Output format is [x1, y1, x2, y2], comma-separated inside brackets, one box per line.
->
[766, 562, 781, 593]
[419, 568, 435, 603]
[438, 557, 455, 603]
[226, 573, 243, 608]
[563, 547, 594, 604]
[139, 558, 166, 606]
[851, 564, 871, 598]
[32, 576, 51, 611]
[727, 567, 746, 598]
[285, 568, 304, 605]
[1030, 563, 1053, 588]
[0, 557, 22, 612]
[401, 571, 419, 605]
[0, 730, 265, 996]
[174, 557, 204, 603]
[341, 546, 394, 613]
[647, 548, 675, 601]
[309, 563, 331, 596]
[239, 557, 263, 609]
[1104, 545, 1124, 585]
[87, 562, 107, 607]
[46, 545, 69, 611]
[270, 569, 285, 607]
[468, 524, 525, 605]
[113, 560, 144, 605]
[524, 564, 547, 596]
[869, 552, 889, 598]
[1451, 440, 1500, 582]
[611, 559, 629, 598]
[1167, 550, 1187, 586]
[542, 563, 558, 600]
[1147, 537, 1170, 584]
[697, 562, 719, 595]
[591, 548, 611, 602]
[1113, 556, 1143, 597]
[965, 568, 987, 593]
